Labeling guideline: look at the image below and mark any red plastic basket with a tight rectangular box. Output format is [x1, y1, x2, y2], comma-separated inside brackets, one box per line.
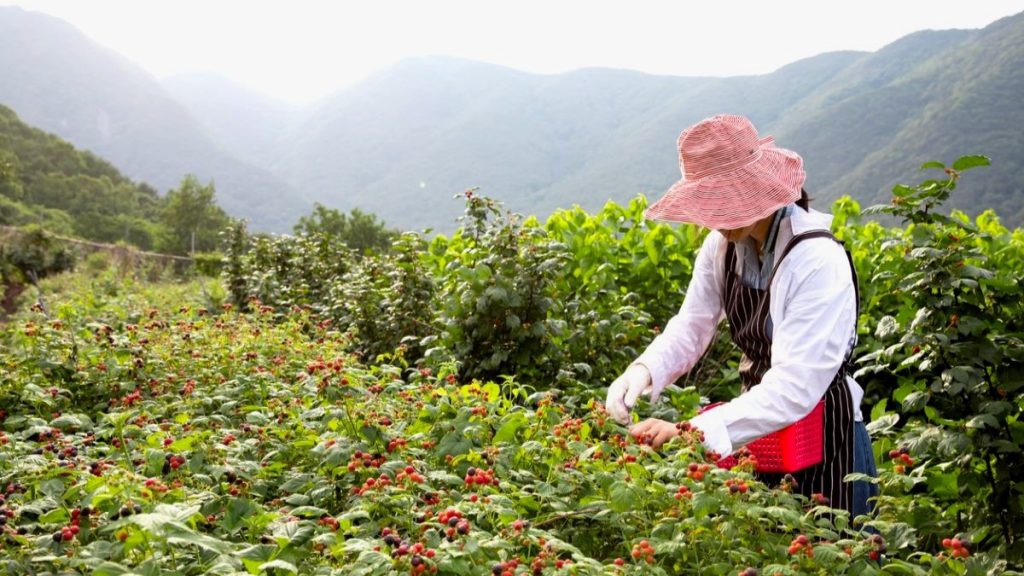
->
[699, 400, 825, 473]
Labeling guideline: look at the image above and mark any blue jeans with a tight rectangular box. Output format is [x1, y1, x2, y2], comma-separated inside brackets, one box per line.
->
[852, 421, 879, 521]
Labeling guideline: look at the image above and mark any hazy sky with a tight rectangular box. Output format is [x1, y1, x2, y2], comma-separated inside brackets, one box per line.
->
[5, 1, 1024, 104]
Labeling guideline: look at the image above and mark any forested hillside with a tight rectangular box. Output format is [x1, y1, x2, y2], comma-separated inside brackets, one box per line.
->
[0, 6, 308, 232]
[2, 7, 1022, 233]
[0, 105, 229, 254]
[172, 14, 1024, 232]
[0, 104, 163, 248]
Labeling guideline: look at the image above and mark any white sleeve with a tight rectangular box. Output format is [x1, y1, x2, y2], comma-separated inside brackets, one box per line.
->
[688, 239, 856, 456]
[633, 232, 726, 394]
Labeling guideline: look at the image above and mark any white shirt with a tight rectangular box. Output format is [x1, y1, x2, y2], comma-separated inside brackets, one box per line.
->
[634, 207, 864, 457]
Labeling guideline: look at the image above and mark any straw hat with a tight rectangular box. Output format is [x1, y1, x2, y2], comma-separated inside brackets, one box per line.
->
[645, 114, 805, 230]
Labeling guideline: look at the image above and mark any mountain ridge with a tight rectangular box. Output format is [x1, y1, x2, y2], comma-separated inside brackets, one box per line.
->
[0, 6, 309, 231]
[2, 6, 1022, 232]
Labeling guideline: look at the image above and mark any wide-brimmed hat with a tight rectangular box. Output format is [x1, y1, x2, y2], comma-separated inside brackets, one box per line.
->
[644, 114, 805, 230]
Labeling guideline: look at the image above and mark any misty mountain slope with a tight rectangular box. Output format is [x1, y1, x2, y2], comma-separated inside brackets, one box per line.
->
[0, 6, 307, 231]
[356, 66, 700, 228]
[772, 29, 974, 132]
[823, 12, 1024, 222]
[768, 29, 977, 196]
[162, 72, 301, 170]
[274, 51, 865, 230]
[274, 57, 530, 209]
[3, 6, 1023, 232]
[280, 58, 700, 230]
[532, 51, 867, 217]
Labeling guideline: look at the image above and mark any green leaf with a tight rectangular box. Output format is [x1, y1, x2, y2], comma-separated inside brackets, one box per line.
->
[926, 472, 959, 499]
[224, 498, 258, 531]
[237, 544, 276, 562]
[989, 440, 1021, 453]
[609, 481, 640, 513]
[38, 507, 69, 524]
[978, 396, 1011, 416]
[644, 234, 659, 266]
[482, 382, 501, 402]
[919, 161, 946, 170]
[691, 491, 719, 519]
[39, 478, 65, 500]
[870, 399, 888, 423]
[961, 265, 993, 279]
[874, 316, 900, 340]
[91, 562, 138, 576]
[258, 560, 298, 574]
[966, 414, 999, 429]
[342, 549, 391, 576]
[437, 429, 472, 456]
[166, 530, 235, 555]
[288, 506, 328, 518]
[891, 184, 915, 198]
[50, 413, 94, 431]
[167, 436, 196, 453]
[866, 414, 899, 435]
[952, 155, 990, 171]
[493, 412, 528, 443]
[902, 391, 929, 412]
[273, 521, 314, 548]
[360, 425, 383, 446]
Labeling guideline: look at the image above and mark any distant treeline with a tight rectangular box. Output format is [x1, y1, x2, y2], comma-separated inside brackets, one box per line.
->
[0, 104, 232, 254]
[0, 104, 397, 258]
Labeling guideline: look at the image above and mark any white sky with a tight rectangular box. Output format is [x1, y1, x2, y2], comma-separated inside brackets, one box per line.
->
[5, 0, 1024, 104]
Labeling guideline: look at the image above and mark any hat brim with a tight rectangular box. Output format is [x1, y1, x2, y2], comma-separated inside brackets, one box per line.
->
[644, 145, 805, 230]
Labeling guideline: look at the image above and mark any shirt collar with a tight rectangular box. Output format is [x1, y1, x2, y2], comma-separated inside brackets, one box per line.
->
[763, 204, 791, 255]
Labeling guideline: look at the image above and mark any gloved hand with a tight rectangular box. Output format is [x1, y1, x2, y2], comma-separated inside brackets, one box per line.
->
[605, 364, 652, 425]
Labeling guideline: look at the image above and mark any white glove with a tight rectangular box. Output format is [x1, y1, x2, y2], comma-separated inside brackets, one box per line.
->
[605, 364, 652, 425]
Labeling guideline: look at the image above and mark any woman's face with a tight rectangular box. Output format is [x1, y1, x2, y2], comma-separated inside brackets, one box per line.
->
[717, 222, 758, 244]
[716, 214, 775, 248]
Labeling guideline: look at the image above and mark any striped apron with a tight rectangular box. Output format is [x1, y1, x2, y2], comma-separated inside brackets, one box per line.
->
[723, 230, 858, 514]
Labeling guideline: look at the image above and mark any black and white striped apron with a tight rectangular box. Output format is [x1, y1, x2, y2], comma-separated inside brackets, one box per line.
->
[723, 230, 857, 514]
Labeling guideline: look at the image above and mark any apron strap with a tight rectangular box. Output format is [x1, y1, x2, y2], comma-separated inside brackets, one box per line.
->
[765, 230, 861, 362]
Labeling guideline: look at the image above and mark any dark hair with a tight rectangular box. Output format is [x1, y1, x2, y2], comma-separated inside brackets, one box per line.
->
[797, 188, 811, 211]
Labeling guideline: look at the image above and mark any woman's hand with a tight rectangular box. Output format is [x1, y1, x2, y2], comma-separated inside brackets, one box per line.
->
[629, 418, 680, 449]
[605, 364, 652, 425]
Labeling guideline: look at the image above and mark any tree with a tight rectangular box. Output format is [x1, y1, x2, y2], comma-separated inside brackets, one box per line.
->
[158, 175, 231, 255]
[293, 203, 397, 254]
[0, 151, 22, 200]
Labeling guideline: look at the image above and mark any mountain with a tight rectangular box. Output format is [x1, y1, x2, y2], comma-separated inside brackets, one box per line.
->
[272, 58, 707, 231]
[3, 6, 1023, 233]
[0, 6, 308, 231]
[0, 103, 162, 247]
[161, 72, 300, 170]
[789, 14, 1024, 224]
[263, 52, 865, 231]
[256, 10, 1023, 231]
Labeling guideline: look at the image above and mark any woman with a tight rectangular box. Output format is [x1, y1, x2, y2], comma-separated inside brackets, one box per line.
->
[605, 114, 877, 518]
